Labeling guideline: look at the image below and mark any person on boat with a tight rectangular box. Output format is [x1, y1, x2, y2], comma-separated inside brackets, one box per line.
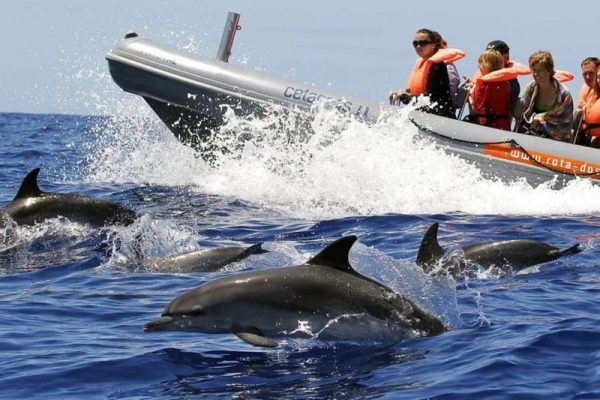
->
[485, 40, 528, 122]
[571, 57, 600, 143]
[580, 68, 600, 147]
[577, 57, 600, 110]
[468, 49, 511, 131]
[388, 28, 465, 118]
[519, 50, 574, 142]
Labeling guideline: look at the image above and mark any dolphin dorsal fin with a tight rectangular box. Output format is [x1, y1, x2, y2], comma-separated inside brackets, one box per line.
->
[307, 235, 357, 273]
[416, 223, 446, 268]
[14, 168, 43, 200]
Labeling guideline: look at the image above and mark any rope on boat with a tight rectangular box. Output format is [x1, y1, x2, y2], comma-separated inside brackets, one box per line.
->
[409, 118, 600, 178]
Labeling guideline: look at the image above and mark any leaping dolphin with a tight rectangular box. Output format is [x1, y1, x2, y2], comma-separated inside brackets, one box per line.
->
[139, 243, 268, 273]
[144, 236, 448, 347]
[2, 168, 136, 227]
[416, 223, 581, 277]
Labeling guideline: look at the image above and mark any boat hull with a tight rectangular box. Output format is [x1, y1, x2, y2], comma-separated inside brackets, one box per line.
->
[106, 34, 600, 187]
[410, 112, 600, 187]
[106, 35, 378, 151]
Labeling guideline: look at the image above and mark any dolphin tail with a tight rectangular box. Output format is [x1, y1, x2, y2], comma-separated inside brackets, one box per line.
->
[244, 242, 268, 256]
[129, 232, 146, 264]
[14, 168, 43, 200]
[556, 243, 581, 258]
[416, 223, 446, 272]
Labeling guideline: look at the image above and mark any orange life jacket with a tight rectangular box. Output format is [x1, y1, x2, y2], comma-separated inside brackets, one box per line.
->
[471, 67, 525, 131]
[474, 63, 530, 86]
[584, 97, 600, 138]
[406, 48, 466, 96]
[554, 70, 574, 83]
[470, 60, 530, 82]
[475, 65, 573, 83]
[469, 64, 573, 102]
[578, 84, 598, 109]
[469, 61, 530, 105]
[506, 60, 529, 74]
[472, 80, 511, 130]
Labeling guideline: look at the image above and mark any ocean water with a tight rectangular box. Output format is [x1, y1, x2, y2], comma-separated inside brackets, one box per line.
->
[1, 104, 600, 400]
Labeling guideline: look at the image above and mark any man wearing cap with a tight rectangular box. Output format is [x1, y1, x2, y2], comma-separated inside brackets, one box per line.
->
[486, 40, 521, 116]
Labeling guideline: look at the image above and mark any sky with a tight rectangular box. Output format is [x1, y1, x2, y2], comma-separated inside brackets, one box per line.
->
[0, 0, 596, 115]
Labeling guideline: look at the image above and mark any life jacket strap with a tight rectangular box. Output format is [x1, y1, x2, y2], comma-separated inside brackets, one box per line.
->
[469, 113, 510, 121]
[585, 122, 600, 129]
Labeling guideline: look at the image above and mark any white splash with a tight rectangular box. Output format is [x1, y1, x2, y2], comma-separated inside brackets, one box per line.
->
[81, 96, 600, 219]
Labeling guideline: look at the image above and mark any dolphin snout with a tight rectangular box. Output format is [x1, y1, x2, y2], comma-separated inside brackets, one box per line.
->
[144, 316, 174, 332]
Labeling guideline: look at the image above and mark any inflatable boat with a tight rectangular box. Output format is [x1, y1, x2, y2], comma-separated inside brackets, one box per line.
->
[105, 14, 600, 187]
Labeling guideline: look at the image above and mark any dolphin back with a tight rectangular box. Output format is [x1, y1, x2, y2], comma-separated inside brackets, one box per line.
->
[178, 243, 267, 272]
[463, 239, 580, 269]
[146, 235, 449, 346]
[147, 243, 268, 273]
[5, 167, 136, 227]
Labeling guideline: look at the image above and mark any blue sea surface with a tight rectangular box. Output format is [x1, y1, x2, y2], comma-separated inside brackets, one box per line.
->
[1, 111, 600, 399]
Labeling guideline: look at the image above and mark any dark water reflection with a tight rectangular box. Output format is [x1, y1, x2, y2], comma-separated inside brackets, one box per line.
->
[124, 345, 425, 399]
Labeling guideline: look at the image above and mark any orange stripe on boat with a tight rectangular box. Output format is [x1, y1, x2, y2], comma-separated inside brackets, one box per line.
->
[483, 143, 600, 178]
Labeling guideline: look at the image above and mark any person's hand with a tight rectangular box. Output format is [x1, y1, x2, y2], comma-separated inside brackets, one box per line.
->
[399, 92, 412, 104]
[389, 90, 403, 104]
[460, 76, 475, 93]
[389, 91, 413, 105]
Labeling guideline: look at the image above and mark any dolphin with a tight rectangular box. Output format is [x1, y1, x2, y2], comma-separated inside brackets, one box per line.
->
[416, 223, 581, 277]
[141, 243, 268, 273]
[144, 235, 448, 347]
[2, 168, 136, 227]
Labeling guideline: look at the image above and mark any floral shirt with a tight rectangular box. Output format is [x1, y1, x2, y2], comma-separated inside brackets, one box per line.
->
[520, 78, 574, 141]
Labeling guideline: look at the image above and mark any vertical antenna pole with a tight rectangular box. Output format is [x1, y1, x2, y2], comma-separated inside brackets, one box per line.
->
[216, 12, 241, 62]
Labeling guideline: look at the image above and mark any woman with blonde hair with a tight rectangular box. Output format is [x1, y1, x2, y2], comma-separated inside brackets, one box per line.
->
[519, 50, 574, 141]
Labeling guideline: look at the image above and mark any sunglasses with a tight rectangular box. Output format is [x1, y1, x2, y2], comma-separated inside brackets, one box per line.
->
[412, 40, 433, 48]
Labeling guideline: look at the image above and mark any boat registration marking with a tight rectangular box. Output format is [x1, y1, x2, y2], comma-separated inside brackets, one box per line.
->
[483, 144, 600, 178]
